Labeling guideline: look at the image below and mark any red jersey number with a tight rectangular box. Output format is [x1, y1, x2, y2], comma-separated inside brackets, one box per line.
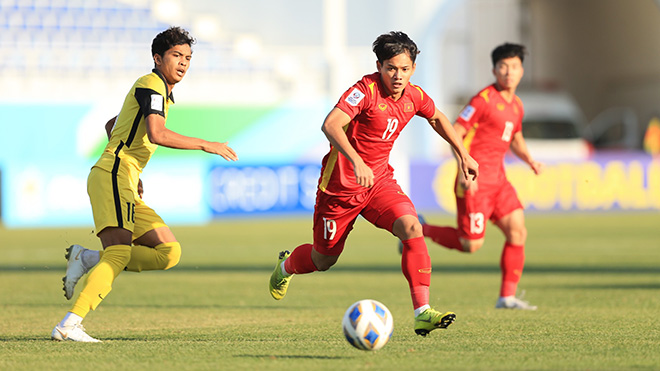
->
[501, 121, 514, 142]
[323, 217, 337, 240]
[382, 118, 399, 141]
[469, 212, 485, 235]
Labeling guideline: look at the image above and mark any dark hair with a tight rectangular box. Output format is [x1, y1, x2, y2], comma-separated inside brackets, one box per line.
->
[372, 31, 420, 64]
[151, 26, 196, 57]
[491, 43, 527, 67]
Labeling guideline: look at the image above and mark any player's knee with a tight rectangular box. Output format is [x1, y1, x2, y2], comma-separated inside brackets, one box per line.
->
[508, 226, 527, 245]
[393, 216, 423, 240]
[160, 242, 181, 270]
[461, 239, 483, 253]
[312, 255, 338, 271]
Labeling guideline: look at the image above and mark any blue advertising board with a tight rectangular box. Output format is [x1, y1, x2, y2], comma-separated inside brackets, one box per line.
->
[207, 164, 321, 216]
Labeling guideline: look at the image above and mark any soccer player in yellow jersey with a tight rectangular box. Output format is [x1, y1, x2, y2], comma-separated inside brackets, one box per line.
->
[51, 27, 238, 342]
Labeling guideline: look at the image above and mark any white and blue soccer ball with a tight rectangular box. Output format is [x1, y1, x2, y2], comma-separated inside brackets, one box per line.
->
[342, 299, 394, 351]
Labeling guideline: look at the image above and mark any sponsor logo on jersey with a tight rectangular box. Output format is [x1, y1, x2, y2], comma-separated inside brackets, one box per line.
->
[404, 102, 414, 112]
[497, 103, 505, 111]
[345, 88, 365, 106]
[378, 103, 387, 111]
[151, 94, 164, 111]
[459, 105, 476, 121]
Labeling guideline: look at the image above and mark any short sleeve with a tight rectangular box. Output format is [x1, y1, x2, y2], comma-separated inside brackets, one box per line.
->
[334, 81, 369, 119]
[412, 85, 435, 119]
[134, 88, 165, 118]
[456, 95, 486, 130]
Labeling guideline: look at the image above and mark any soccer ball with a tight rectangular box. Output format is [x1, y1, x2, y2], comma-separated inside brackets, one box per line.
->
[342, 299, 394, 351]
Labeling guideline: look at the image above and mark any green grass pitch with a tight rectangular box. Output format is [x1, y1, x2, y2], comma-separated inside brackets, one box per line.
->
[1, 212, 659, 370]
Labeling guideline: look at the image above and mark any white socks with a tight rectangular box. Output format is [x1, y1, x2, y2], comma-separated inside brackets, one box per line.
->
[59, 312, 83, 328]
[414, 304, 430, 317]
[280, 262, 292, 277]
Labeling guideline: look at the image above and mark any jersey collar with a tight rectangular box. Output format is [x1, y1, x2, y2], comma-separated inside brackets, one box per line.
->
[152, 68, 175, 103]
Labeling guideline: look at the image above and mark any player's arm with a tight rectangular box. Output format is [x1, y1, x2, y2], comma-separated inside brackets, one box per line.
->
[321, 107, 374, 188]
[145, 114, 238, 161]
[427, 108, 479, 182]
[510, 131, 544, 175]
[105, 116, 117, 139]
[450, 123, 478, 191]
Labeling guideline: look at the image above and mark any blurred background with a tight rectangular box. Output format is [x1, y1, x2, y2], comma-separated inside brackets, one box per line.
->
[1, 0, 659, 229]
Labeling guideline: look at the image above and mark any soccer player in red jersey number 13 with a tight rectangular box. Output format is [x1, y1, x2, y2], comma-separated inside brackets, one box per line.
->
[268, 31, 479, 337]
[417, 43, 544, 310]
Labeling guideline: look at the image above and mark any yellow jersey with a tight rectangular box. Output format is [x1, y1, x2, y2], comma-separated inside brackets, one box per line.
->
[94, 69, 174, 175]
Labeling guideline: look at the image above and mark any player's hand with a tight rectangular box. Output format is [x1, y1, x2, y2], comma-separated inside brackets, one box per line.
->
[353, 159, 374, 188]
[137, 179, 144, 198]
[530, 160, 544, 175]
[204, 141, 238, 161]
[460, 153, 479, 181]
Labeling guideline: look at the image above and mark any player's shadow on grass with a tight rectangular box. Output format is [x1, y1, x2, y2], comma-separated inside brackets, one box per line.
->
[234, 354, 347, 360]
[2, 264, 659, 274]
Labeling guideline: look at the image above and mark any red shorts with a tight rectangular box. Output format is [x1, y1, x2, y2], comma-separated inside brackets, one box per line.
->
[455, 179, 523, 240]
[312, 177, 417, 256]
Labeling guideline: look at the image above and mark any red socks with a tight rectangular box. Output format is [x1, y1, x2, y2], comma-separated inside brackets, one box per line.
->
[422, 225, 463, 251]
[500, 242, 525, 297]
[283, 243, 318, 275]
[401, 236, 431, 309]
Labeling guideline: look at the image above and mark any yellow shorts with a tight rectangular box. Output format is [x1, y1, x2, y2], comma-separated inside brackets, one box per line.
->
[87, 165, 167, 240]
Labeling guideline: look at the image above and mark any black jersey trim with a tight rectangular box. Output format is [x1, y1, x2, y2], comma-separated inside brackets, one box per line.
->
[134, 87, 165, 119]
[111, 142, 125, 228]
[152, 68, 174, 103]
[125, 106, 142, 148]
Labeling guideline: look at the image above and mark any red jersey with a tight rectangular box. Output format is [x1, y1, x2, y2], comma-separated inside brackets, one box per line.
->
[318, 72, 436, 195]
[456, 84, 524, 186]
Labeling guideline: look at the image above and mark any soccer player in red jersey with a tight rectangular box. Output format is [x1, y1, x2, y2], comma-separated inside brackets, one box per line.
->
[418, 43, 544, 310]
[269, 31, 479, 337]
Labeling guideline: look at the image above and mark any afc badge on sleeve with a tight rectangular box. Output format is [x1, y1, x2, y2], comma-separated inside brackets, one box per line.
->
[345, 88, 365, 106]
[150, 94, 164, 111]
[459, 104, 476, 121]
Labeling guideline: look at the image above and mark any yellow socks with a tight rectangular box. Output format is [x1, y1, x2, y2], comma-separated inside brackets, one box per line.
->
[125, 242, 181, 272]
[69, 242, 181, 318]
[70, 244, 131, 318]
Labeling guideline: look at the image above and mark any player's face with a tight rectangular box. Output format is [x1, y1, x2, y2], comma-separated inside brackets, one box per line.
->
[154, 44, 192, 87]
[377, 53, 416, 100]
[493, 56, 524, 91]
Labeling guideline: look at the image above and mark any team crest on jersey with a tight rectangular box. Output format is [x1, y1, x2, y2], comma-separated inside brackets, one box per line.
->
[151, 94, 164, 110]
[459, 105, 476, 121]
[345, 88, 365, 106]
[378, 103, 387, 111]
[497, 103, 505, 111]
[404, 102, 413, 112]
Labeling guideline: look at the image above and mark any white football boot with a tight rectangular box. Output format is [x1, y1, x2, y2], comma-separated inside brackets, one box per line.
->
[62, 244, 93, 300]
[51, 323, 101, 343]
[495, 294, 538, 310]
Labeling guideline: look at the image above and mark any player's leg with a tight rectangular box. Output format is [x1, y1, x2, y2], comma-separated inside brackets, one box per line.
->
[124, 202, 181, 272]
[421, 221, 463, 251]
[53, 167, 136, 342]
[269, 191, 360, 300]
[53, 227, 133, 343]
[62, 244, 103, 300]
[362, 180, 455, 336]
[492, 183, 536, 310]
[418, 181, 464, 252]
